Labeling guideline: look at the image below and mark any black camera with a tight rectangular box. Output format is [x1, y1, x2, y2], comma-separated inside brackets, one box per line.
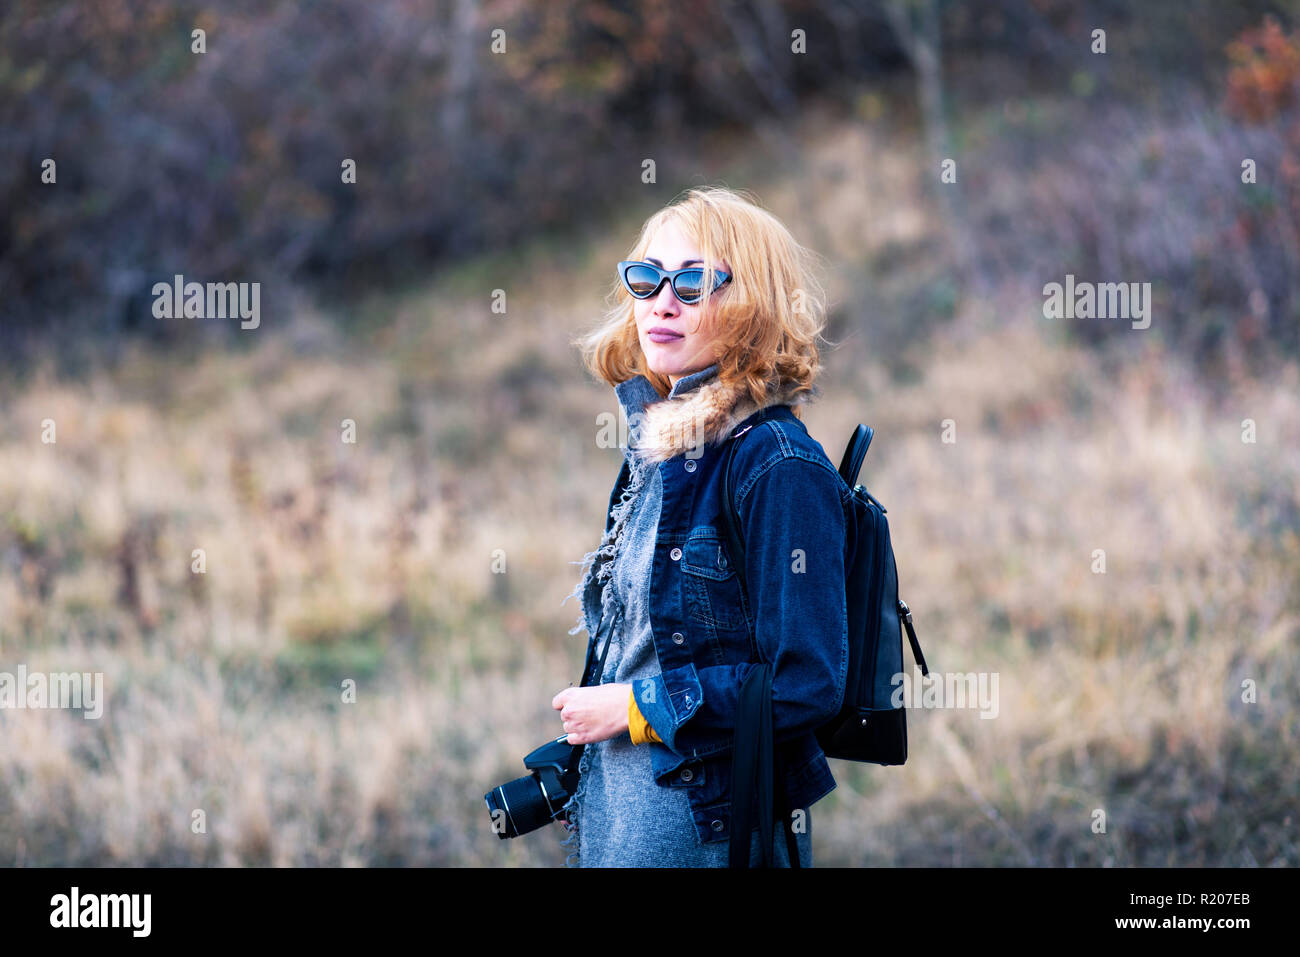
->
[485, 734, 584, 839]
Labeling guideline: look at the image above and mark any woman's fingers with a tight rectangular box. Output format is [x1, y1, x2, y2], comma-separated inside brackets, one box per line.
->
[556, 690, 581, 742]
[551, 684, 631, 746]
[562, 712, 584, 740]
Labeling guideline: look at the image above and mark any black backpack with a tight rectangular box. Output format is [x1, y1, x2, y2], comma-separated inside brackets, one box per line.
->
[719, 415, 930, 867]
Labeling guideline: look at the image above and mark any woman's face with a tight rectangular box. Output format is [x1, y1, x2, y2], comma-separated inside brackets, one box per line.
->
[634, 221, 731, 388]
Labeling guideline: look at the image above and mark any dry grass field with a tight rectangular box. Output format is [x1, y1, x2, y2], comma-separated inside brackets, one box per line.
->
[2, 104, 1297, 867]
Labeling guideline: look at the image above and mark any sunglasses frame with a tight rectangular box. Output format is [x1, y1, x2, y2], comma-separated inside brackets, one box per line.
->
[617, 260, 732, 305]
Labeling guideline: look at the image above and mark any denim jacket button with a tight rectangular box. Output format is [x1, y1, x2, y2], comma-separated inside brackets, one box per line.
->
[670, 547, 682, 561]
[671, 631, 685, 645]
[710, 819, 725, 832]
[680, 768, 694, 782]
[684, 459, 697, 472]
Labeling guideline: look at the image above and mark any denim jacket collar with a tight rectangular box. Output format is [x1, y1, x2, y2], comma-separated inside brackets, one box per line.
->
[614, 362, 815, 465]
[668, 362, 723, 398]
[613, 362, 720, 424]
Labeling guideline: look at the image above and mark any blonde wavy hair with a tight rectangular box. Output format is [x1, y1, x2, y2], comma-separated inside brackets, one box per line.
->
[571, 185, 831, 417]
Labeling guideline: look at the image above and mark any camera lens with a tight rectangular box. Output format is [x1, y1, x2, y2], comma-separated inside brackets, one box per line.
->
[485, 774, 555, 839]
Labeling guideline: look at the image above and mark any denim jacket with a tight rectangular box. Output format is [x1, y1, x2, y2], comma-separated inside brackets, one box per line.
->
[574, 364, 851, 846]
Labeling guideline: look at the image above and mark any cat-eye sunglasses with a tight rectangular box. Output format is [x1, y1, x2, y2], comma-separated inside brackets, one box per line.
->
[617, 260, 732, 305]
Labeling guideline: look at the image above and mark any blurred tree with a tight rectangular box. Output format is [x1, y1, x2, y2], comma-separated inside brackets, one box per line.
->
[881, 0, 987, 294]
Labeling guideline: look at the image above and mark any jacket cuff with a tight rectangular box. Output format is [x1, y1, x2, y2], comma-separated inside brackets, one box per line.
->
[627, 687, 662, 745]
[631, 666, 703, 755]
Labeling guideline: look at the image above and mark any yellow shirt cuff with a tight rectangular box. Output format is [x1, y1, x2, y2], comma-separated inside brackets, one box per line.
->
[628, 686, 663, 745]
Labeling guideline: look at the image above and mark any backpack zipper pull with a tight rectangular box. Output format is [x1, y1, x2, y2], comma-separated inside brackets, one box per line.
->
[898, 599, 929, 676]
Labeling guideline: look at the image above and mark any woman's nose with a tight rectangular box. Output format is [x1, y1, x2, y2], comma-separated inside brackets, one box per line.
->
[654, 281, 682, 313]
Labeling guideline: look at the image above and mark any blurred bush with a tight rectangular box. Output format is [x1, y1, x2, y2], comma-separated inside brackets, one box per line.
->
[0, 0, 906, 368]
[3, 0, 1294, 374]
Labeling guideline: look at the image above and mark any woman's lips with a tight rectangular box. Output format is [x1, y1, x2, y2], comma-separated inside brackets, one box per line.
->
[648, 331, 683, 343]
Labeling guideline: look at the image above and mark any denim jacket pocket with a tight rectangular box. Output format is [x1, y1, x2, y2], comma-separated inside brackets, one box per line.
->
[680, 527, 743, 639]
[665, 759, 706, 788]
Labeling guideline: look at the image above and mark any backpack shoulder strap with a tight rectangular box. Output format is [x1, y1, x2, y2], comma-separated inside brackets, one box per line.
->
[720, 433, 746, 582]
[721, 413, 803, 869]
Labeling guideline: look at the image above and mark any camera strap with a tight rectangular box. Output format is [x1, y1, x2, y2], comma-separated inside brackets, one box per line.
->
[579, 605, 620, 688]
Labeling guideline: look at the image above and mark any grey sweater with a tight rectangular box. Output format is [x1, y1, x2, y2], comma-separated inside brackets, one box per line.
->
[559, 364, 812, 867]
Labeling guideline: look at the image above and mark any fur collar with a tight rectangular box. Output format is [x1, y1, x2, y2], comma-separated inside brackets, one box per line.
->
[614, 364, 815, 465]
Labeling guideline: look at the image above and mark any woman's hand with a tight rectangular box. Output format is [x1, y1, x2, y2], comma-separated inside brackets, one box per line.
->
[552, 683, 632, 745]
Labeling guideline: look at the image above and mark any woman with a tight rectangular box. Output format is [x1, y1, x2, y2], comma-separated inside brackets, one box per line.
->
[556, 186, 850, 867]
